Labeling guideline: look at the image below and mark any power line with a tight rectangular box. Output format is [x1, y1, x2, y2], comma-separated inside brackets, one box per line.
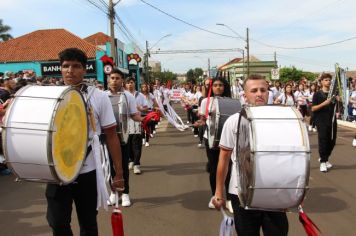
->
[151, 48, 243, 54]
[83, 0, 108, 15]
[139, 0, 356, 50]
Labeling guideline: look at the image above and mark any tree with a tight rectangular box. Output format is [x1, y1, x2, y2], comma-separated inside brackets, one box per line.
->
[186, 67, 204, 84]
[279, 66, 317, 84]
[151, 70, 177, 84]
[0, 19, 13, 42]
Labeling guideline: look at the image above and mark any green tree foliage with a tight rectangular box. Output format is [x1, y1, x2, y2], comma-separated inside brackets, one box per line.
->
[151, 70, 177, 84]
[186, 67, 204, 84]
[279, 66, 318, 83]
[0, 19, 13, 42]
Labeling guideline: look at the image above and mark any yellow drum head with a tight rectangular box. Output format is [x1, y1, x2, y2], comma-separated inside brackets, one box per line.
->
[52, 89, 88, 183]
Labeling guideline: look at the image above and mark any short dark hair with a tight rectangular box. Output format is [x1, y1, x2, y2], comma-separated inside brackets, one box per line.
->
[320, 73, 332, 80]
[110, 68, 125, 79]
[243, 74, 266, 90]
[125, 77, 135, 83]
[58, 48, 87, 68]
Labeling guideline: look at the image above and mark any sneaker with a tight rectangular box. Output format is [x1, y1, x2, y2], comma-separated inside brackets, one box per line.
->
[197, 143, 202, 148]
[145, 142, 150, 147]
[134, 165, 142, 174]
[107, 191, 116, 206]
[208, 196, 215, 209]
[153, 130, 156, 134]
[121, 194, 131, 207]
[194, 134, 198, 137]
[312, 128, 317, 132]
[191, 128, 194, 132]
[226, 200, 234, 214]
[128, 162, 134, 170]
[326, 161, 333, 169]
[186, 121, 190, 124]
[142, 139, 146, 145]
[308, 126, 312, 132]
[320, 163, 327, 172]
[353, 138, 356, 147]
[150, 133, 154, 138]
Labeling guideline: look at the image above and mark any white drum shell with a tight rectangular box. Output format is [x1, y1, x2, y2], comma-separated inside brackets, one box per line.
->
[238, 106, 310, 210]
[3, 86, 75, 182]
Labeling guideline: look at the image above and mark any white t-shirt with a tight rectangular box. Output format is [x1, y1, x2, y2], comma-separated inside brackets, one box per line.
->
[193, 91, 202, 102]
[268, 91, 274, 104]
[350, 90, 356, 109]
[294, 90, 310, 106]
[128, 91, 148, 134]
[271, 87, 282, 99]
[144, 93, 155, 109]
[199, 97, 216, 139]
[162, 88, 171, 105]
[81, 87, 116, 174]
[105, 90, 138, 116]
[219, 113, 240, 195]
[277, 93, 295, 106]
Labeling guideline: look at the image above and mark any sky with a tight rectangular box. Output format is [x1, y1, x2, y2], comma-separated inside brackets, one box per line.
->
[1, 0, 356, 74]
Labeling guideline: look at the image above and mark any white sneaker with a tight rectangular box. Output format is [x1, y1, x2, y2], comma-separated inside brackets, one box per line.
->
[153, 130, 156, 134]
[186, 121, 190, 124]
[194, 134, 198, 137]
[142, 139, 146, 145]
[353, 138, 356, 147]
[320, 163, 327, 172]
[312, 128, 317, 132]
[150, 133, 154, 138]
[121, 194, 131, 207]
[133, 165, 141, 174]
[226, 200, 234, 214]
[107, 191, 116, 206]
[128, 162, 134, 170]
[326, 161, 333, 169]
[191, 128, 194, 132]
[197, 143, 202, 148]
[308, 126, 312, 132]
[208, 196, 215, 209]
[145, 142, 150, 147]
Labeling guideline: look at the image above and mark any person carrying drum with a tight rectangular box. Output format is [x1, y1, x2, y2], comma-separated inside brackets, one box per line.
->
[106, 69, 143, 207]
[194, 77, 233, 211]
[214, 75, 289, 236]
[46, 48, 125, 236]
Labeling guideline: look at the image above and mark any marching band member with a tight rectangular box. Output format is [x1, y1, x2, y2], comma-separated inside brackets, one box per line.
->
[125, 77, 148, 176]
[294, 83, 310, 118]
[214, 74, 289, 236]
[274, 83, 296, 106]
[194, 77, 232, 210]
[46, 48, 124, 235]
[141, 82, 159, 146]
[312, 73, 339, 172]
[197, 79, 211, 148]
[106, 69, 143, 207]
[308, 83, 318, 132]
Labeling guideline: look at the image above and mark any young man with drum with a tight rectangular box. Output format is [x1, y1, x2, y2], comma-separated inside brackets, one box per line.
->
[46, 48, 124, 236]
[214, 75, 289, 236]
[106, 69, 143, 207]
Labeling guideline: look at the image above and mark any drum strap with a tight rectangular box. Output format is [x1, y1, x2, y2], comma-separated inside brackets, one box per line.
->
[205, 79, 213, 118]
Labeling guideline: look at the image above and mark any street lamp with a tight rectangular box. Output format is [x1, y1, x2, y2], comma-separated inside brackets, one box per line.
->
[216, 23, 249, 78]
[144, 34, 172, 82]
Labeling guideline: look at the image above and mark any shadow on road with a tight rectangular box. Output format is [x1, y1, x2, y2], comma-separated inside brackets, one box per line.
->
[143, 162, 206, 176]
[304, 187, 348, 213]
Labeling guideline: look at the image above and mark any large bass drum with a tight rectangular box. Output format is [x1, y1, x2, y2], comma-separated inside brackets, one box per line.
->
[237, 105, 310, 211]
[2, 85, 88, 184]
[108, 93, 129, 144]
[208, 97, 241, 149]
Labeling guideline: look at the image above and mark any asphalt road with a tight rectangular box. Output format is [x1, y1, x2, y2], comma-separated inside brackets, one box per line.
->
[0, 105, 355, 236]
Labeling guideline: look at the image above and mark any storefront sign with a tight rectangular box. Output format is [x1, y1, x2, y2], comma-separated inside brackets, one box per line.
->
[41, 60, 96, 76]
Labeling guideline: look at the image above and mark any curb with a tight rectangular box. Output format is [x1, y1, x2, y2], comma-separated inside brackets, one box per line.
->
[337, 120, 356, 129]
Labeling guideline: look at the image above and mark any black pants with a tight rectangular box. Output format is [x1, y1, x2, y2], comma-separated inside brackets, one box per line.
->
[309, 112, 315, 128]
[128, 134, 143, 165]
[230, 195, 289, 236]
[191, 106, 199, 135]
[316, 121, 337, 162]
[298, 105, 307, 117]
[204, 138, 231, 199]
[46, 170, 98, 236]
[142, 120, 155, 142]
[187, 107, 193, 123]
[198, 126, 206, 144]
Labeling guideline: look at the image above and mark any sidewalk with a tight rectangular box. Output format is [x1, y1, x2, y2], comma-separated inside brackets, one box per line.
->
[337, 119, 356, 129]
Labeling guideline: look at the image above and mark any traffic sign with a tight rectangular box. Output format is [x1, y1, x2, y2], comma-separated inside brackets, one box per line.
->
[104, 64, 113, 75]
[271, 68, 279, 80]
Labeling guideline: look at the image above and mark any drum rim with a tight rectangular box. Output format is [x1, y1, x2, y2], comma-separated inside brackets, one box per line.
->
[49, 86, 89, 184]
[237, 105, 311, 210]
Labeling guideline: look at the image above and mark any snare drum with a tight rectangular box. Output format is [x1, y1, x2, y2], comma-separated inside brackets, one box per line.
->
[237, 106, 310, 211]
[2, 85, 88, 184]
[208, 97, 241, 149]
[108, 93, 129, 144]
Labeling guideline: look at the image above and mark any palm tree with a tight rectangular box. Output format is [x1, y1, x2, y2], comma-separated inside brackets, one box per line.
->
[0, 19, 13, 42]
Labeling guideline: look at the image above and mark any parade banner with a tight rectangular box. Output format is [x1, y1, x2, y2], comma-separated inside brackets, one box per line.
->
[170, 89, 182, 102]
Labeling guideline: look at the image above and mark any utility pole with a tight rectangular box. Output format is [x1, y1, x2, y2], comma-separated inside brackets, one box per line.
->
[274, 51, 277, 68]
[246, 27, 250, 77]
[109, 0, 117, 66]
[208, 58, 211, 77]
[145, 40, 150, 83]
